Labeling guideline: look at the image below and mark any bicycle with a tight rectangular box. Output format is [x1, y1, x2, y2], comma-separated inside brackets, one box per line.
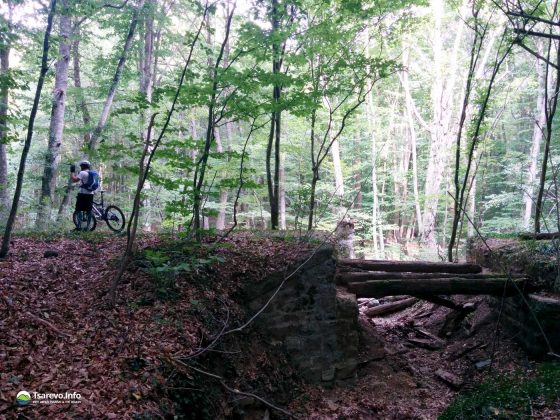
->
[73, 190, 126, 233]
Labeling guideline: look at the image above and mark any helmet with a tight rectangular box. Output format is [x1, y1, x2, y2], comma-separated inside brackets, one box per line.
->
[79, 160, 91, 167]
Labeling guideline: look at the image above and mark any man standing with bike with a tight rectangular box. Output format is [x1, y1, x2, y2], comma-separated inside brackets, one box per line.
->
[70, 160, 98, 231]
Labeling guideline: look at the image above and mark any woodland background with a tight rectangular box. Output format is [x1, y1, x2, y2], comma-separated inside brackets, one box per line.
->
[0, 0, 559, 261]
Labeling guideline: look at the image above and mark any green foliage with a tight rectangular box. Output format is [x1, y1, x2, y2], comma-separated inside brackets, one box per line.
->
[440, 362, 560, 419]
[137, 241, 225, 299]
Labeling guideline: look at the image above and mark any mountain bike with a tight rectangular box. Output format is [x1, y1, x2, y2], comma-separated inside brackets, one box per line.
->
[73, 190, 125, 233]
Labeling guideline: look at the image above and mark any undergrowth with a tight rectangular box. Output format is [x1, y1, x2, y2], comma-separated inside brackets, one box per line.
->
[135, 239, 224, 299]
[440, 362, 560, 419]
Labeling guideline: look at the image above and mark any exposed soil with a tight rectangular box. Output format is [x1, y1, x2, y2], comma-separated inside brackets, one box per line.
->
[290, 296, 538, 419]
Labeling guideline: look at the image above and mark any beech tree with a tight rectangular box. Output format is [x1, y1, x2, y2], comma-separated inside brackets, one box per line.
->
[1, 0, 57, 257]
[37, 0, 71, 228]
[2, 0, 560, 261]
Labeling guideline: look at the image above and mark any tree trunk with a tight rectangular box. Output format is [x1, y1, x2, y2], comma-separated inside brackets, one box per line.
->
[193, 5, 235, 236]
[279, 152, 286, 229]
[330, 135, 344, 215]
[307, 170, 318, 230]
[347, 277, 526, 298]
[523, 44, 547, 230]
[140, 0, 155, 102]
[266, 0, 282, 230]
[365, 26, 383, 256]
[37, 0, 71, 228]
[353, 154, 362, 209]
[401, 48, 422, 235]
[338, 258, 482, 273]
[421, 0, 445, 246]
[215, 127, 228, 230]
[535, 37, 560, 233]
[138, 0, 155, 230]
[0, 19, 11, 222]
[1, 0, 57, 258]
[57, 24, 92, 220]
[421, 0, 466, 245]
[88, 0, 145, 151]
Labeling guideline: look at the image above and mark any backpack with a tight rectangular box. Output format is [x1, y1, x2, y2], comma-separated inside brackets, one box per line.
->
[82, 170, 100, 192]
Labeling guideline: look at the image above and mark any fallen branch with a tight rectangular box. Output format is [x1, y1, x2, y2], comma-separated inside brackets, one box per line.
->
[172, 358, 297, 419]
[25, 311, 70, 338]
[363, 297, 417, 317]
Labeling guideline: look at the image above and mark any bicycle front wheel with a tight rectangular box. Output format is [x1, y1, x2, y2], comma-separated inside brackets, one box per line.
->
[104, 205, 125, 232]
[72, 210, 97, 231]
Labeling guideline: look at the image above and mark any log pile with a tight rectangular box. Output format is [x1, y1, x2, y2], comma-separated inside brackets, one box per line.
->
[338, 258, 529, 318]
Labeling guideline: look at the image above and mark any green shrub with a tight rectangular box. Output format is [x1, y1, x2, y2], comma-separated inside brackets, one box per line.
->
[440, 362, 560, 419]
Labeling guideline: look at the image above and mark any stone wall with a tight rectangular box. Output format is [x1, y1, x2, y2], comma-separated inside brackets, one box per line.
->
[467, 238, 560, 357]
[492, 294, 560, 357]
[243, 245, 359, 384]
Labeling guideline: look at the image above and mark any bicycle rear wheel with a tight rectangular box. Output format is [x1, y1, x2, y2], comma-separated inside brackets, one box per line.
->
[72, 210, 97, 231]
[104, 205, 125, 232]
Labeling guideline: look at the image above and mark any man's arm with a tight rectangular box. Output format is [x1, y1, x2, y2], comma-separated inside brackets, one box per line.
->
[70, 164, 80, 183]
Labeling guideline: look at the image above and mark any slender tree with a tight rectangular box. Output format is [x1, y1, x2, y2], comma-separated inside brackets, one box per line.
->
[1, 0, 57, 258]
[88, 0, 145, 151]
[193, 3, 236, 235]
[523, 40, 548, 230]
[535, 37, 560, 233]
[37, 0, 71, 228]
[0, 1, 14, 221]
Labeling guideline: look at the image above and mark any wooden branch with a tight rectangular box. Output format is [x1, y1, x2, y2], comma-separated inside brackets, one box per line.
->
[26, 311, 70, 338]
[338, 259, 482, 274]
[513, 28, 560, 41]
[507, 11, 560, 27]
[515, 41, 560, 70]
[172, 359, 297, 418]
[347, 277, 527, 298]
[363, 297, 417, 317]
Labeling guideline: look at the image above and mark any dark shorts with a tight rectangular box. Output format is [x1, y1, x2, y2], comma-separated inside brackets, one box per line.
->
[75, 193, 94, 212]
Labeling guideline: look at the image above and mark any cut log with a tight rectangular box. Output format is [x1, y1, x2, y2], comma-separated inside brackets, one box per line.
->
[348, 277, 527, 298]
[363, 297, 417, 317]
[519, 232, 560, 240]
[338, 259, 482, 274]
[337, 271, 517, 285]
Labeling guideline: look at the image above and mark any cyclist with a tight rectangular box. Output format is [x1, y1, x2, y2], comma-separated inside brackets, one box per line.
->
[70, 160, 94, 231]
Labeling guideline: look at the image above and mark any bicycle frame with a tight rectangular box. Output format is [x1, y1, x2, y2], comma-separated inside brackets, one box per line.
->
[92, 191, 106, 220]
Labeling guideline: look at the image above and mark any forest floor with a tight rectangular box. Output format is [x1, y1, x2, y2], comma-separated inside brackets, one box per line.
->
[0, 233, 558, 419]
[295, 298, 559, 419]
